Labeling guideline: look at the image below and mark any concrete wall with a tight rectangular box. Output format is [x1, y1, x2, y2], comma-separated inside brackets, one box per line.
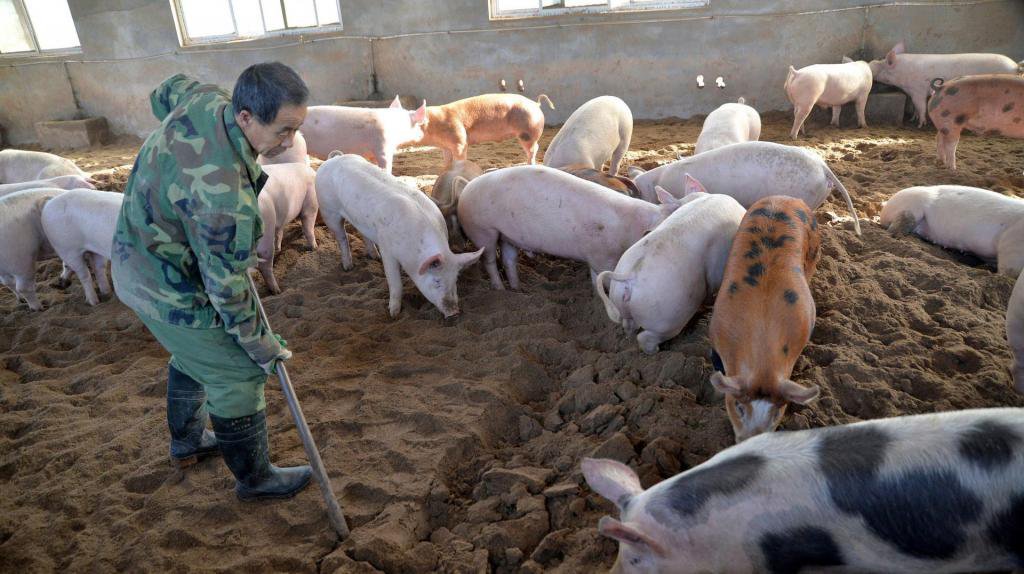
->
[0, 0, 1021, 144]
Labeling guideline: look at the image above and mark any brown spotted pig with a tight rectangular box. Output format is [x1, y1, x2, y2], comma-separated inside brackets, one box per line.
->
[928, 74, 1024, 170]
[413, 93, 554, 168]
[709, 196, 821, 443]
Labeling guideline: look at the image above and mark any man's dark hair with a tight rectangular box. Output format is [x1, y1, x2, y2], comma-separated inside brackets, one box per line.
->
[232, 62, 309, 124]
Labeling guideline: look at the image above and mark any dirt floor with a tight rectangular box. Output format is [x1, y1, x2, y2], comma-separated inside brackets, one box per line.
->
[2, 113, 1024, 573]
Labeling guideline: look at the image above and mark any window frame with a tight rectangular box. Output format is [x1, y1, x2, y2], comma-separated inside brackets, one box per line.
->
[489, 0, 708, 20]
[0, 0, 82, 57]
[170, 0, 344, 47]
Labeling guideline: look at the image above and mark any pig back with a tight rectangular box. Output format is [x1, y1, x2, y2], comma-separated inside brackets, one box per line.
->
[302, 106, 387, 160]
[543, 96, 630, 169]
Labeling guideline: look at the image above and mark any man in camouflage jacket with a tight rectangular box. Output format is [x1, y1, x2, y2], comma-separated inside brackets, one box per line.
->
[112, 62, 313, 501]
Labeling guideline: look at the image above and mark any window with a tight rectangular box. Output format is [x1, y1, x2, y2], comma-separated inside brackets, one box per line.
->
[0, 0, 81, 55]
[172, 0, 342, 45]
[490, 0, 707, 19]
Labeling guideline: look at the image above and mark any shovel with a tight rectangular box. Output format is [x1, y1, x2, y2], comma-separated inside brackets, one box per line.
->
[247, 274, 350, 540]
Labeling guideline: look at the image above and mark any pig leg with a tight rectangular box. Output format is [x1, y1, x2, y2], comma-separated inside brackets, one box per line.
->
[855, 92, 868, 128]
[274, 226, 284, 252]
[637, 330, 670, 355]
[380, 150, 394, 175]
[363, 237, 381, 260]
[468, 228, 504, 290]
[89, 253, 111, 298]
[936, 128, 960, 170]
[997, 221, 1024, 278]
[15, 274, 42, 311]
[326, 216, 353, 271]
[300, 204, 318, 250]
[381, 251, 403, 318]
[830, 105, 842, 127]
[67, 253, 99, 306]
[55, 262, 72, 289]
[790, 104, 813, 139]
[499, 239, 521, 290]
[257, 236, 281, 295]
[911, 92, 928, 128]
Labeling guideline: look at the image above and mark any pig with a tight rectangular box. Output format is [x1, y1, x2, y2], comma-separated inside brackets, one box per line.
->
[301, 96, 427, 173]
[881, 185, 1024, 278]
[868, 41, 1021, 127]
[927, 74, 1024, 170]
[40, 188, 123, 306]
[0, 174, 96, 198]
[583, 407, 1024, 574]
[457, 165, 682, 291]
[0, 149, 94, 184]
[0, 188, 65, 310]
[694, 97, 762, 153]
[542, 95, 632, 174]
[1007, 269, 1024, 394]
[428, 159, 484, 247]
[559, 164, 640, 197]
[631, 141, 862, 235]
[315, 153, 482, 318]
[255, 162, 319, 294]
[596, 176, 746, 354]
[784, 57, 873, 139]
[258, 130, 308, 166]
[413, 93, 554, 167]
[709, 196, 821, 442]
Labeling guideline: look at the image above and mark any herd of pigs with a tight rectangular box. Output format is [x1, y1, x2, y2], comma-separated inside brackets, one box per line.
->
[2, 41, 1024, 572]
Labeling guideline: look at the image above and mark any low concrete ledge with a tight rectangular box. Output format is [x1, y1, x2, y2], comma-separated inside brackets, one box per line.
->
[35, 117, 111, 150]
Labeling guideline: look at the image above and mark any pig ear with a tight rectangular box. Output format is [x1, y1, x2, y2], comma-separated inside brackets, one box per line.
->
[654, 186, 679, 207]
[841, 55, 853, 63]
[626, 166, 646, 179]
[893, 41, 905, 54]
[778, 379, 820, 405]
[389, 95, 402, 109]
[411, 101, 428, 125]
[598, 517, 668, 558]
[886, 42, 904, 66]
[456, 248, 484, 269]
[615, 176, 641, 198]
[683, 173, 707, 196]
[710, 372, 743, 397]
[328, 150, 344, 159]
[418, 253, 443, 275]
[582, 458, 643, 511]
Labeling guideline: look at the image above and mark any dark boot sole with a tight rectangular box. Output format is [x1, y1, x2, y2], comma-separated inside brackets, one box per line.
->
[170, 449, 221, 469]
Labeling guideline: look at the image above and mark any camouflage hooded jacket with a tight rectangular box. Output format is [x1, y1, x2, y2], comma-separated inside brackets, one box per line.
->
[111, 74, 282, 367]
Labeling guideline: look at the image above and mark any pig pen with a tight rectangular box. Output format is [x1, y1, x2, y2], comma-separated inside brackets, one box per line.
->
[2, 113, 1024, 573]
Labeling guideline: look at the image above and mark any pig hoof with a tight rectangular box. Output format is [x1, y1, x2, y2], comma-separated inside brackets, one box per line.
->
[388, 303, 401, 318]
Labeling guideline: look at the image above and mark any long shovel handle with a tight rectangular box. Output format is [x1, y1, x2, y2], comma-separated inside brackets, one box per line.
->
[247, 275, 350, 540]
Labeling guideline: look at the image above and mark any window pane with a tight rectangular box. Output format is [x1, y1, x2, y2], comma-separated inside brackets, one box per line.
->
[23, 0, 80, 50]
[260, 0, 284, 30]
[563, 0, 605, 6]
[180, 0, 235, 38]
[231, 0, 265, 36]
[314, 0, 338, 25]
[497, 0, 540, 11]
[0, 0, 33, 53]
[283, 0, 315, 28]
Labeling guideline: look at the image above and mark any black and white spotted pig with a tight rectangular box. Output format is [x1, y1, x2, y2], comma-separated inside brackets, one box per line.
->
[583, 408, 1024, 573]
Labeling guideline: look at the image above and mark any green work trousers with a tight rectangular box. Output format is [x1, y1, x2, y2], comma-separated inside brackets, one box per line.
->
[141, 316, 266, 418]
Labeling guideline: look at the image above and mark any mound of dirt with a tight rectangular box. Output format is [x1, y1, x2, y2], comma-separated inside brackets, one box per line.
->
[2, 115, 1022, 573]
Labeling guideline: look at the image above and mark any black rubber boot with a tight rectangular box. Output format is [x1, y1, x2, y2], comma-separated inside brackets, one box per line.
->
[210, 410, 312, 501]
[168, 365, 220, 467]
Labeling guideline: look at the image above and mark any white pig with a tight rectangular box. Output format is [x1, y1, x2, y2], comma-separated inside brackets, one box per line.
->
[631, 141, 861, 235]
[542, 95, 633, 175]
[457, 165, 683, 290]
[0, 149, 93, 184]
[694, 97, 762, 154]
[868, 42, 1021, 127]
[881, 185, 1024, 277]
[1007, 268, 1024, 394]
[0, 188, 64, 310]
[40, 188, 122, 306]
[255, 163, 319, 294]
[584, 407, 1024, 574]
[315, 153, 482, 318]
[0, 174, 96, 198]
[596, 177, 745, 353]
[784, 57, 873, 139]
[301, 96, 427, 173]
